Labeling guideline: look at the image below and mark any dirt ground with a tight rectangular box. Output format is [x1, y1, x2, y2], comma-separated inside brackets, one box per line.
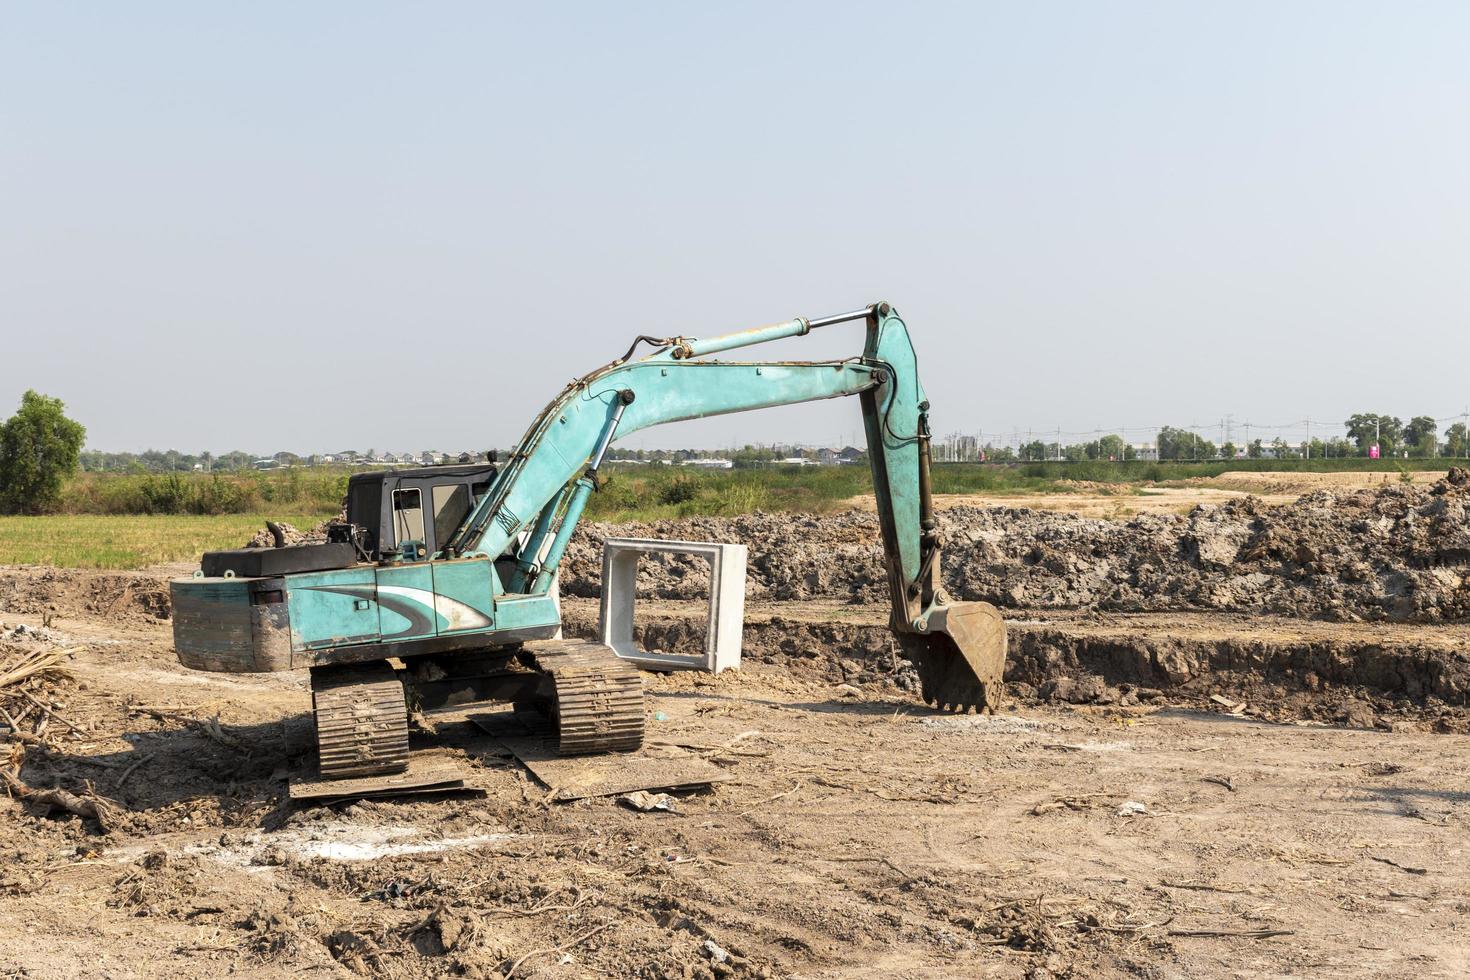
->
[1, 557, 1468, 979]
[845, 470, 1449, 518]
[847, 485, 1300, 518]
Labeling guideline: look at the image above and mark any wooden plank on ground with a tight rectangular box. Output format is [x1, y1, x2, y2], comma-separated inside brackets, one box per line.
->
[289, 757, 471, 803]
[470, 713, 729, 801]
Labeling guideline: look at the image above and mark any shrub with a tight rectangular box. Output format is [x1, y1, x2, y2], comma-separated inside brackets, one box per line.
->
[658, 474, 701, 505]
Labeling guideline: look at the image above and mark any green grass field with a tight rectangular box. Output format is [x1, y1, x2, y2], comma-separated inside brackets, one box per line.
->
[0, 513, 329, 569]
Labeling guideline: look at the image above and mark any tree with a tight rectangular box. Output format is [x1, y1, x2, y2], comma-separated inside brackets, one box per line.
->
[0, 390, 87, 515]
[1221, 442, 1238, 460]
[1095, 434, 1128, 461]
[1404, 416, 1438, 457]
[984, 444, 1016, 462]
[1247, 439, 1263, 459]
[1345, 413, 1403, 456]
[1156, 427, 1188, 460]
[1446, 422, 1469, 458]
[1270, 437, 1293, 459]
[1156, 426, 1216, 461]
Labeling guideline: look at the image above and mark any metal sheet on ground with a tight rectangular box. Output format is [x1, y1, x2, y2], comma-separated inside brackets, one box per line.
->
[289, 757, 471, 803]
[470, 713, 729, 801]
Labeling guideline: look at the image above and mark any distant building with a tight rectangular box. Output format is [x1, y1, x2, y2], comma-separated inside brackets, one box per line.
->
[682, 458, 733, 469]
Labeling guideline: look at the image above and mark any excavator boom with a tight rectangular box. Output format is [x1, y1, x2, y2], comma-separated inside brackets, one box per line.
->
[446, 300, 1005, 711]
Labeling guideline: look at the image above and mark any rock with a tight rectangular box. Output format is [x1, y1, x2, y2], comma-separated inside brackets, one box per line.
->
[618, 791, 678, 813]
[1041, 677, 1074, 702]
[1070, 675, 1108, 703]
[1336, 700, 1377, 729]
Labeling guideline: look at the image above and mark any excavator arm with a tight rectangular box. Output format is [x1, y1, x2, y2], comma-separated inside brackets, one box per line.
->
[447, 301, 1005, 712]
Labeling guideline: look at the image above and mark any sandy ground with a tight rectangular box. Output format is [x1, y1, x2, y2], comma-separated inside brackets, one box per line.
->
[0, 569, 1467, 979]
[846, 470, 1449, 518]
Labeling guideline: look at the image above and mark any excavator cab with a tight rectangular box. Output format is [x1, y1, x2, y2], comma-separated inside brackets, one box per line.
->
[342, 464, 497, 561]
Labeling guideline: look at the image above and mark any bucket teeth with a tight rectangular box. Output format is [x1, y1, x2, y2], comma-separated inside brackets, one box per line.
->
[900, 601, 1007, 715]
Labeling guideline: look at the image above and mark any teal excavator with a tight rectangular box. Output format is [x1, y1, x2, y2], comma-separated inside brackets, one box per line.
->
[171, 302, 1007, 784]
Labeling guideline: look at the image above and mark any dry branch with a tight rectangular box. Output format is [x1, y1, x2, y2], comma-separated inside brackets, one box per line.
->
[1168, 927, 1294, 939]
[0, 767, 116, 831]
[736, 781, 802, 815]
[503, 922, 610, 978]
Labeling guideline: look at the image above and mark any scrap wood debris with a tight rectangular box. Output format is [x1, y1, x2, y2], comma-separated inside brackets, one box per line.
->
[0, 744, 117, 832]
[0, 645, 80, 745]
[0, 645, 71, 690]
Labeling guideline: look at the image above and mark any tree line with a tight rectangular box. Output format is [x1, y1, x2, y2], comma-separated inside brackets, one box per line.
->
[975, 414, 1469, 462]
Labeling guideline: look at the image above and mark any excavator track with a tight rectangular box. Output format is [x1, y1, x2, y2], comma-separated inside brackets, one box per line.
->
[310, 662, 411, 779]
[522, 641, 644, 755]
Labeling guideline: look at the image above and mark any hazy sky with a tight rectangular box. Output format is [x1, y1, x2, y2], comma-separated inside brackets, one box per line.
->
[3, 2, 1467, 454]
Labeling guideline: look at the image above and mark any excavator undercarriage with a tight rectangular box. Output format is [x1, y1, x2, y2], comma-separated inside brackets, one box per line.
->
[171, 301, 1006, 784]
[307, 641, 645, 781]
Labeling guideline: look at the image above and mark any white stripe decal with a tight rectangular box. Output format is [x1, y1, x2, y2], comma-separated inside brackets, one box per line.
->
[375, 585, 492, 632]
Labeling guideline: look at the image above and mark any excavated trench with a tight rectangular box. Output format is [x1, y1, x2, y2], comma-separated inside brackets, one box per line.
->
[559, 600, 1470, 731]
[555, 472, 1470, 728]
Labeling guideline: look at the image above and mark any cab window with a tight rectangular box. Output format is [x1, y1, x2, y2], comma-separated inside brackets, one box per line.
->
[392, 488, 425, 544]
[431, 483, 472, 546]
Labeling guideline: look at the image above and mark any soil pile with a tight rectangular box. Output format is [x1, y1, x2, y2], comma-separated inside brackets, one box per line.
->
[0, 568, 171, 624]
[566, 469, 1470, 623]
[243, 521, 329, 549]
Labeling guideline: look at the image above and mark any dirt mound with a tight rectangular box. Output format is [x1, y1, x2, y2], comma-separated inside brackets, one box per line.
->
[243, 521, 330, 549]
[0, 568, 171, 624]
[567, 472, 1470, 623]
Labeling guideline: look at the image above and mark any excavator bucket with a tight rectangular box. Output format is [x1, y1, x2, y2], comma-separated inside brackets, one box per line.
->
[900, 601, 1007, 713]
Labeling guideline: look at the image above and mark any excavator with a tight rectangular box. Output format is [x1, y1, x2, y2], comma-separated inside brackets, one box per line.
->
[170, 302, 1006, 783]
